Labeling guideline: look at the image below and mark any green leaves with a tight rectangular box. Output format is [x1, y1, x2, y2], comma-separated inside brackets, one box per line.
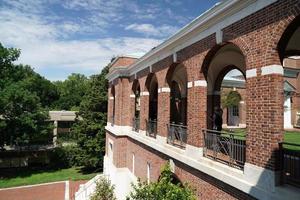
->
[70, 66, 109, 169]
[0, 43, 52, 147]
[128, 164, 196, 200]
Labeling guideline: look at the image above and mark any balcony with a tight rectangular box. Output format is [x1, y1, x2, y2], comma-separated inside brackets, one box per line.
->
[146, 119, 157, 138]
[167, 123, 187, 148]
[132, 117, 140, 132]
[279, 142, 300, 188]
[202, 129, 246, 169]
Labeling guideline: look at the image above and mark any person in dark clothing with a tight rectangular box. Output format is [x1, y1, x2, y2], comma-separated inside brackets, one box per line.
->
[213, 106, 223, 131]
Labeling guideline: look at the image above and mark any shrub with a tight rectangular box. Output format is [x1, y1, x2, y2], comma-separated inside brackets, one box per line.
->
[90, 177, 116, 200]
[49, 145, 78, 168]
[127, 164, 196, 200]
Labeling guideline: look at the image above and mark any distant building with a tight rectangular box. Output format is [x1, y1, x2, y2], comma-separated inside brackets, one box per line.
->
[49, 111, 77, 146]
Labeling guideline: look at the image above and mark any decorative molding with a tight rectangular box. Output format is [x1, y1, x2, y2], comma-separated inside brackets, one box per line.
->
[150, 65, 152, 73]
[130, 94, 135, 98]
[158, 88, 162, 93]
[261, 65, 284, 76]
[161, 87, 171, 93]
[173, 52, 177, 63]
[187, 81, 193, 88]
[141, 91, 149, 96]
[109, 97, 114, 100]
[216, 29, 223, 44]
[194, 80, 207, 87]
[246, 68, 257, 78]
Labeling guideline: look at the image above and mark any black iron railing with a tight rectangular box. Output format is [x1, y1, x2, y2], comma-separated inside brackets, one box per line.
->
[132, 117, 140, 132]
[279, 142, 300, 188]
[167, 123, 187, 148]
[146, 119, 157, 138]
[202, 129, 246, 169]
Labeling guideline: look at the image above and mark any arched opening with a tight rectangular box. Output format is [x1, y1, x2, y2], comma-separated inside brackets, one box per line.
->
[202, 43, 246, 169]
[220, 69, 246, 128]
[204, 44, 246, 131]
[278, 15, 300, 130]
[132, 80, 141, 132]
[111, 85, 115, 126]
[166, 64, 187, 148]
[277, 15, 300, 187]
[145, 73, 158, 137]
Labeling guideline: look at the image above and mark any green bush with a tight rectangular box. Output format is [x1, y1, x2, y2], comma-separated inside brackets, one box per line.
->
[50, 146, 78, 168]
[90, 177, 116, 200]
[127, 164, 196, 200]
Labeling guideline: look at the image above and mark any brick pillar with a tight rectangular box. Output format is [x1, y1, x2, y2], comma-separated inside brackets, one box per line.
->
[140, 93, 149, 131]
[186, 81, 207, 147]
[157, 88, 170, 137]
[245, 65, 284, 184]
[129, 93, 135, 128]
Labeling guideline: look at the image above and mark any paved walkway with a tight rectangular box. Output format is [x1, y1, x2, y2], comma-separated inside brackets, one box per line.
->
[0, 180, 87, 200]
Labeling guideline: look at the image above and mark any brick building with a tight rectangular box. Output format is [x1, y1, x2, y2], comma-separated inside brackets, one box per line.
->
[104, 0, 300, 199]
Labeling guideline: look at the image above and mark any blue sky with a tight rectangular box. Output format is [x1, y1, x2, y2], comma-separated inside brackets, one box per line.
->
[0, 0, 220, 81]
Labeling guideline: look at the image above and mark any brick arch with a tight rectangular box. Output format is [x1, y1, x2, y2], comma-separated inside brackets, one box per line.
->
[264, 2, 300, 66]
[200, 40, 249, 79]
[131, 79, 140, 94]
[145, 73, 158, 92]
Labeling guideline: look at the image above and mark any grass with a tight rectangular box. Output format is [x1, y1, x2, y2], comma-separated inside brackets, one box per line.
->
[221, 129, 300, 150]
[0, 167, 97, 189]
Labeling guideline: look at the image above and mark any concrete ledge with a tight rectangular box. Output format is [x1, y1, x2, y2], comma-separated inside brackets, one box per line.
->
[105, 124, 300, 200]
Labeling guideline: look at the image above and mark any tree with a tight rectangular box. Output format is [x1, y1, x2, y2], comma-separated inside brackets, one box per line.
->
[71, 66, 109, 169]
[53, 73, 88, 110]
[128, 164, 196, 200]
[90, 177, 117, 200]
[0, 43, 53, 147]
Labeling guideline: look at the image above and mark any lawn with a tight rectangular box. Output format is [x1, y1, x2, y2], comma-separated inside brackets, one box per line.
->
[0, 167, 97, 189]
[222, 129, 300, 150]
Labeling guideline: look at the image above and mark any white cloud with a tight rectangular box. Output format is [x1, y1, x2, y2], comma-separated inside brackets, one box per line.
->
[125, 23, 179, 38]
[0, 3, 162, 80]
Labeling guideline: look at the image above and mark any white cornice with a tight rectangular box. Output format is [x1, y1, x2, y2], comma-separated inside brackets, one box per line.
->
[107, 0, 278, 81]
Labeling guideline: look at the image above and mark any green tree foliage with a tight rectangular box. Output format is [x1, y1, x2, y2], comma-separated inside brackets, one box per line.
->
[128, 164, 196, 200]
[53, 73, 88, 110]
[0, 43, 54, 147]
[90, 177, 117, 200]
[71, 66, 109, 169]
[221, 90, 242, 108]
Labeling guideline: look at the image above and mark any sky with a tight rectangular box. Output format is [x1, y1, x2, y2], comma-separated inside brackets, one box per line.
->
[0, 0, 220, 81]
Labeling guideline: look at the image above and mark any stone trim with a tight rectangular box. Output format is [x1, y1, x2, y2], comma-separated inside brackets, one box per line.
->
[141, 91, 149, 96]
[187, 81, 193, 88]
[109, 97, 115, 100]
[261, 65, 284, 76]
[194, 80, 207, 87]
[159, 87, 171, 93]
[130, 94, 135, 98]
[246, 68, 257, 78]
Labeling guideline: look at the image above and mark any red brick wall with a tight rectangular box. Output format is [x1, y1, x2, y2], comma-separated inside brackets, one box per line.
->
[107, 0, 300, 175]
[106, 132, 255, 200]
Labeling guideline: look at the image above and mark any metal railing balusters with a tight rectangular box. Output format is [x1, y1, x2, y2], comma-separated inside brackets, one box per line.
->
[202, 129, 246, 169]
